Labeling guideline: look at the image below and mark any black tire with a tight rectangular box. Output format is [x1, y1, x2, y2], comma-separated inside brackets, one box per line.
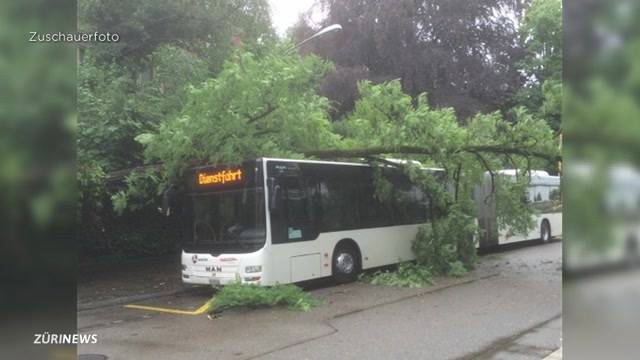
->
[540, 220, 551, 243]
[332, 244, 360, 283]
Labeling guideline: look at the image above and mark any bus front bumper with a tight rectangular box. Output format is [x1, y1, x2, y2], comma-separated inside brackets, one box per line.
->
[181, 271, 263, 286]
[181, 250, 266, 286]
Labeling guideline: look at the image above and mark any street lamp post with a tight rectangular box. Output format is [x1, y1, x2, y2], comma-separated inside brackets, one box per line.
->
[286, 24, 342, 53]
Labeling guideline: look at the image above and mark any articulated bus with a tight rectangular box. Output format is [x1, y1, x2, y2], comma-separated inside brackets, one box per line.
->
[176, 158, 562, 286]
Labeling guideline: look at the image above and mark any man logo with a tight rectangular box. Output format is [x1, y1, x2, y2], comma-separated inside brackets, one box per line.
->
[206, 266, 223, 272]
[192, 254, 198, 264]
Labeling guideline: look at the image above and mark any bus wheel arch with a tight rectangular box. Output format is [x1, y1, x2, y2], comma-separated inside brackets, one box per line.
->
[540, 219, 551, 243]
[332, 239, 362, 283]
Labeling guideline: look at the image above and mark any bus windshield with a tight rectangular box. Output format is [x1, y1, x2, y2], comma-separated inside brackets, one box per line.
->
[184, 187, 266, 253]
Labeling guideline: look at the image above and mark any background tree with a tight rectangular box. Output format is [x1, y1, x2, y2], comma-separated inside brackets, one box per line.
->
[292, 0, 530, 120]
[514, 0, 562, 130]
[79, 0, 275, 71]
[77, 0, 276, 257]
[78, 0, 276, 173]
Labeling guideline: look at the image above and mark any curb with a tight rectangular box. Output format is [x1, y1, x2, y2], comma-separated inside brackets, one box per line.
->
[78, 286, 209, 312]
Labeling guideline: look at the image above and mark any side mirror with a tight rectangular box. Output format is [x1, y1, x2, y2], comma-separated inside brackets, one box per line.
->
[267, 177, 282, 212]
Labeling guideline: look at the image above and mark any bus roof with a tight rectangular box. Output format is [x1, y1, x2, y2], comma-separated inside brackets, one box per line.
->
[492, 169, 560, 186]
[261, 157, 444, 171]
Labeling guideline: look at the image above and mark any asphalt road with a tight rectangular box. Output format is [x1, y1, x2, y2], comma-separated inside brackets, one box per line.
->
[78, 241, 562, 360]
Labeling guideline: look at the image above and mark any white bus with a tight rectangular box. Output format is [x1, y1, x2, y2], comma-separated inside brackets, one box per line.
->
[174, 158, 561, 286]
[474, 170, 562, 247]
[176, 158, 444, 286]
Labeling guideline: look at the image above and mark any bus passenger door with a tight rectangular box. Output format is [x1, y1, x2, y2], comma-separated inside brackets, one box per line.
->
[270, 177, 319, 244]
[269, 176, 321, 282]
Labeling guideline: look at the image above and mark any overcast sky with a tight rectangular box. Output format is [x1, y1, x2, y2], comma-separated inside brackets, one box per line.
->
[268, 0, 322, 37]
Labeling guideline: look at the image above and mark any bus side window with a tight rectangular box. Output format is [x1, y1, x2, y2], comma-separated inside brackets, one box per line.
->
[549, 186, 562, 212]
[357, 169, 389, 228]
[305, 179, 324, 230]
[316, 171, 361, 232]
[286, 185, 308, 224]
[270, 177, 318, 243]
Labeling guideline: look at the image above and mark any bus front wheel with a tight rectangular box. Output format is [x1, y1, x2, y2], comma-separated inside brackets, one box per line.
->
[540, 220, 551, 243]
[332, 244, 360, 284]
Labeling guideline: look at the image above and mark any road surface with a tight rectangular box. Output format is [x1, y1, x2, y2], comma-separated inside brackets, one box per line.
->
[78, 241, 561, 359]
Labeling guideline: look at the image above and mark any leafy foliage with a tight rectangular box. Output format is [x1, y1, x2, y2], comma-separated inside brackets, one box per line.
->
[327, 80, 557, 236]
[79, 0, 275, 71]
[520, 0, 563, 82]
[77, 0, 277, 257]
[447, 261, 469, 277]
[412, 205, 477, 274]
[210, 282, 320, 312]
[494, 174, 536, 237]
[111, 169, 165, 215]
[516, 0, 563, 129]
[332, 81, 558, 163]
[78, 0, 276, 172]
[78, 158, 107, 212]
[140, 47, 339, 177]
[361, 262, 434, 288]
[78, 59, 150, 171]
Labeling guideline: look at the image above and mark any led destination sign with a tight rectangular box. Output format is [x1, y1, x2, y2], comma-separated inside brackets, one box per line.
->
[197, 168, 243, 186]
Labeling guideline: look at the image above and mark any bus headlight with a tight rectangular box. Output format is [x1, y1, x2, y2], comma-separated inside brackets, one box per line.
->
[245, 265, 262, 273]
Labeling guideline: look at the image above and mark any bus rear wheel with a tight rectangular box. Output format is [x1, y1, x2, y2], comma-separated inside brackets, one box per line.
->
[540, 220, 551, 243]
[332, 244, 360, 284]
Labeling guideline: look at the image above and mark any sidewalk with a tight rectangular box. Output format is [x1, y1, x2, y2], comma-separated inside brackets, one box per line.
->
[78, 255, 191, 310]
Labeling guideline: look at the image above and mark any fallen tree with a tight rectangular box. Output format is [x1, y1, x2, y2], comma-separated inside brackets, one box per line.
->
[81, 49, 560, 270]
